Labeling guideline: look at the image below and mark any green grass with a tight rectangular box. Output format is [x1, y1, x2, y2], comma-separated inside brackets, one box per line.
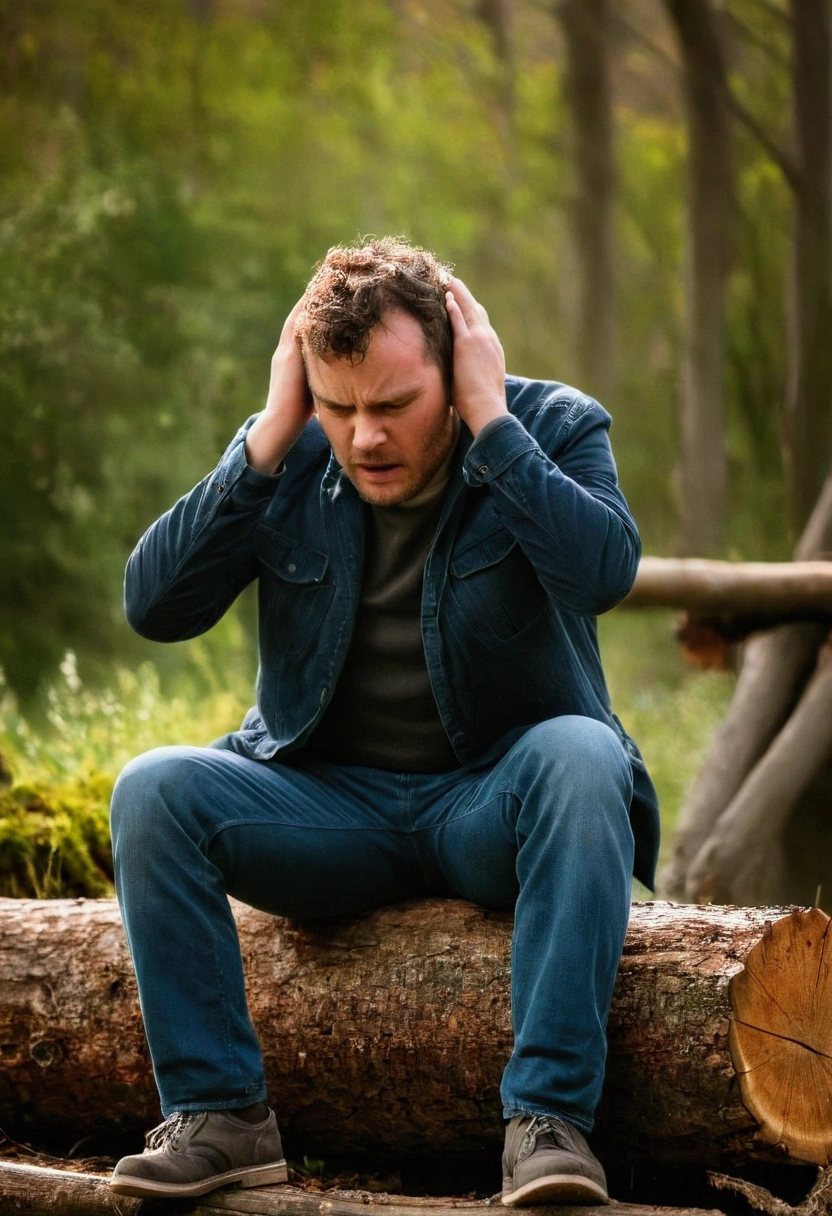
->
[599, 609, 736, 892]
[0, 636, 254, 898]
[0, 611, 736, 899]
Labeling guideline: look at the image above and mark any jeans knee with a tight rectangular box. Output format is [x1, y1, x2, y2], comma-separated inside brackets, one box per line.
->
[519, 716, 630, 788]
[110, 746, 200, 856]
[512, 716, 634, 846]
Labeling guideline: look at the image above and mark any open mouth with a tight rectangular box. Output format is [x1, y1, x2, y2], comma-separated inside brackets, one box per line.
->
[357, 463, 401, 478]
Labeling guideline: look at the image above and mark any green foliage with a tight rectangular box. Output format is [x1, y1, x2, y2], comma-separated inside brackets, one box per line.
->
[0, 632, 255, 898]
[0, 0, 799, 695]
[0, 129, 214, 696]
[0, 612, 734, 900]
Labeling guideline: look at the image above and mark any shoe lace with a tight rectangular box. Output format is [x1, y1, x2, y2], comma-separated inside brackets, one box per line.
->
[145, 1111, 198, 1152]
[518, 1115, 572, 1161]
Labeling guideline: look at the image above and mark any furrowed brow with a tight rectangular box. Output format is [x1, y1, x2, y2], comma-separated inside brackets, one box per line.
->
[311, 386, 422, 409]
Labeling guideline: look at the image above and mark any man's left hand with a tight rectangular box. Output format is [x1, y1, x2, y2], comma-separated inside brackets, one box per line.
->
[445, 276, 508, 438]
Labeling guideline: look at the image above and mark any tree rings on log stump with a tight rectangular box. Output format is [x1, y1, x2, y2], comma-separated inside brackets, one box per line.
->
[729, 907, 832, 1164]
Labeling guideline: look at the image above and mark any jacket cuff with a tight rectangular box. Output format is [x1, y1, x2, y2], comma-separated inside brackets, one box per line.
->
[463, 414, 538, 486]
[210, 427, 286, 510]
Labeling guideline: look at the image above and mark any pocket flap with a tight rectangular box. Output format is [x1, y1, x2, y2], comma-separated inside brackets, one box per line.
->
[256, 528, 329, 584]
[450, 528, 517, 578]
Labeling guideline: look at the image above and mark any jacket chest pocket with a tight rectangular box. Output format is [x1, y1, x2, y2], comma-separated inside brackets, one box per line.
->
[449, 528, 545, 641]
[255, 527, 333, 658]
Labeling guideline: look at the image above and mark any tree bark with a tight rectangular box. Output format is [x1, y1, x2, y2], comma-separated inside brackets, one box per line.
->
[556, 0, 616, 400]
[664, 0, 732, 556]
[784, 0, 832, 531]
[659, 622, 826, 899]
[683, 643, 832, 904]
[659, 474, 832, 901]
[0, 897, 808, 1170]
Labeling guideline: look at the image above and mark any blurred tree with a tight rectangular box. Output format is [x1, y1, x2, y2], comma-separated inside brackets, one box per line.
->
[555, 0, 617, 401]
[664, 0, 733, 556]
[0, 148, 206, 697]
[783, 0, 832, 530]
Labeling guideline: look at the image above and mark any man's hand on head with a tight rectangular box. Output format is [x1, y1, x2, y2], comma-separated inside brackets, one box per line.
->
[445, 276, 508, 438]
[245, 297, 315, 474]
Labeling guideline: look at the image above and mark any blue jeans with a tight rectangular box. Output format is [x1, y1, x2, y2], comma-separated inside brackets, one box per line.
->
[110, 715, 634, 1133]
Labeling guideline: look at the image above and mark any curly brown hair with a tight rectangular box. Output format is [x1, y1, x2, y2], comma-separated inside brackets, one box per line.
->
[296, 238, 454, 393]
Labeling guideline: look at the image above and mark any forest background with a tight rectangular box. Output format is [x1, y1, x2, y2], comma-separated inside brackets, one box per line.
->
[0, 0, 819, 899]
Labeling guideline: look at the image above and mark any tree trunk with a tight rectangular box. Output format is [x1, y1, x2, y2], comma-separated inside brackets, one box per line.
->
[556, 0, 616, 400]
[659, 474, 832, 901]
[784, 0, 832, 531]
[659, 621, 827, 899]
[0, 896, 809, 1170]
[664, 0, 732, 555]
[683, 642, 832, 904]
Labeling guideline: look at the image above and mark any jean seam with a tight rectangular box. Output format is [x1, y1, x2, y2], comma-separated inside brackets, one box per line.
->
[408, 787, 515, 830]
[204, 819, 413, 851]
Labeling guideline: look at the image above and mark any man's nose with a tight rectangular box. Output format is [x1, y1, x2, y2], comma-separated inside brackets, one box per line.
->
[352, 414, 387, 452]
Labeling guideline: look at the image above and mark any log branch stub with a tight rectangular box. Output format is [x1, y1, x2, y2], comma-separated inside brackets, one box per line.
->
[729, 908, 832, 1166]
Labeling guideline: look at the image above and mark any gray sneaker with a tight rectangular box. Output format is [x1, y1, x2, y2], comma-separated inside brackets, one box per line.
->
[501, 1114, 609, 1206]
[109, 1108, 288, 1198]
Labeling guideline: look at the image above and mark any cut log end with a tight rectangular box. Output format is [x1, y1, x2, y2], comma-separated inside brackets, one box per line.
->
[729, 907, 832, 1165]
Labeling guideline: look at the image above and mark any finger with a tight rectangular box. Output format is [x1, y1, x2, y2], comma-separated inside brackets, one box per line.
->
[448, 276, 489, 328]
[445, 289, 469, 337]
[279, 296, 307, 342]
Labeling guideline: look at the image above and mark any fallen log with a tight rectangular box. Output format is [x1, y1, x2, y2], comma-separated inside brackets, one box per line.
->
[0, 897, 812, 1172]
[0, 1162, 726, 1216]
[625, 558, 832, 619]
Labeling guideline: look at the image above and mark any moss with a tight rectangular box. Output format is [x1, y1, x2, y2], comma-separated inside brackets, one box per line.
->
[0, 773, 113, 898]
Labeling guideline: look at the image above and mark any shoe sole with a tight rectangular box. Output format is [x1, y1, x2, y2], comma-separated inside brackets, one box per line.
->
[502, 1173, 609, 1206]
[109, 1159, 288, 1198]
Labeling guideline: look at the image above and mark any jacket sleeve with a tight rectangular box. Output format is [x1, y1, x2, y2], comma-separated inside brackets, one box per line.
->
[461, 398, 641, 616]
[124, 420, 283, 641]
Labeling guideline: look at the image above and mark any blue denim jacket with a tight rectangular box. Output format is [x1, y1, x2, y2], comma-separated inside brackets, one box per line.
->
[125, 375, 660, 888]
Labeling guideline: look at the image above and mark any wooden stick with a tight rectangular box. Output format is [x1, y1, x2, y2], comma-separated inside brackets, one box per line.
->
[625, 558, 832, 616]
[0, 1161, 726, 1216]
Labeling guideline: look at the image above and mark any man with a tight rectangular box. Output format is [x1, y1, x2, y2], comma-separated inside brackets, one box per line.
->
[109, 238, 659, 1206]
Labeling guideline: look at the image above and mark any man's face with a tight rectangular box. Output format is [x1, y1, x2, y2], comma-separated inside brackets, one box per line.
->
[304, 309, 457, 507]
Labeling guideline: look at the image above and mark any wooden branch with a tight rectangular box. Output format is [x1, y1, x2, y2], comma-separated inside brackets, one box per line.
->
[659, 474, 832, 901]
[659, 622, 826, 897]
[0, 1162, 726, 1216]
[684, 645, 832, 904]
[625, 558, 832, 617]
[726, 90, 802, 195]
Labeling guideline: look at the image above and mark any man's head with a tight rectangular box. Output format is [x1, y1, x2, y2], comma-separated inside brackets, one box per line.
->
[296, 237, 454, 395]
[295, 238, 458, 506]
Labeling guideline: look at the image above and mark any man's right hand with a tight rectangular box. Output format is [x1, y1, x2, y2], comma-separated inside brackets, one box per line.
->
[245, 298, 314, 474]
